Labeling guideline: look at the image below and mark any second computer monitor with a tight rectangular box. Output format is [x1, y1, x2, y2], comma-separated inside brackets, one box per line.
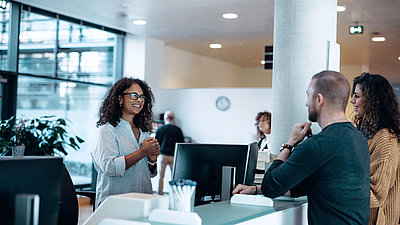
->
[172, 142, 258, 206]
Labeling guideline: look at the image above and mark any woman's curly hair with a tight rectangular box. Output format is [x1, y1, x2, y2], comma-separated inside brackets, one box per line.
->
[97, 77, 154, 132]
[352, 73, 400, 142]
[255, 111, 271, 140]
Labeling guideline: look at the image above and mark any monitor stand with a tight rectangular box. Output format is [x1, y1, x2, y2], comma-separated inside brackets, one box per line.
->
[221, 166, 236, 201]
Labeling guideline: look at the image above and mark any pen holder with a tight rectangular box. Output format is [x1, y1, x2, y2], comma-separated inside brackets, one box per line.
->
[169, 179, 197, 212]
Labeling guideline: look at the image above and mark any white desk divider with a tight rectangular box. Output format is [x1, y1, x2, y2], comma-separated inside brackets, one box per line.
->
[148, 209, 202, 225]
[83, 193, 169, 225]
[230, 194, 274, 207]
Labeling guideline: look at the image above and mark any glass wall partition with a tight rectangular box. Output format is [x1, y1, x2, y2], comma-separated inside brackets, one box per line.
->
[0, 3, 9, 70]
[18, 9, 116, 84]
[0, 3, 125, 185]
[17, 75, 109, 179]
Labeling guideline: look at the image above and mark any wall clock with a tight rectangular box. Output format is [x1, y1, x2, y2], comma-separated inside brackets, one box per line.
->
[216, 96, 230, 111]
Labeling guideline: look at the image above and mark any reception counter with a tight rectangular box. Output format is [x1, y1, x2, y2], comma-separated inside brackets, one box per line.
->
[194, 199, 308, 225]
[146, 198, 308, 225]
[85, 193, 308, 225]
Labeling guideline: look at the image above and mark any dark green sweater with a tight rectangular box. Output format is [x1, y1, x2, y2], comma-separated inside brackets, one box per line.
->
[262, 122, 370, 225]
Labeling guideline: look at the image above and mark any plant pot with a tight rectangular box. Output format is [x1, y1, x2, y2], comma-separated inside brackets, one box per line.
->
[12, 145, 25, 157]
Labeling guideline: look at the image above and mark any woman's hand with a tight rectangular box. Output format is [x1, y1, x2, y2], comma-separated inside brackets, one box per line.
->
[232, 184, 258, 195]
[125, 137, 160, 170]
[148, 150, 160, 163]
[141, 137, 160, 157]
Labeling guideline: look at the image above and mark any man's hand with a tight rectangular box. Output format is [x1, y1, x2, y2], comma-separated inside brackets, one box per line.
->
[232, 184, 258, 195]
[287, 122, 312, 146]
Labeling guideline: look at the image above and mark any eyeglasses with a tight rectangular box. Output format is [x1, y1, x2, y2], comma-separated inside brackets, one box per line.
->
[122, 92, 146, 102]
[256, 117, 270, 124]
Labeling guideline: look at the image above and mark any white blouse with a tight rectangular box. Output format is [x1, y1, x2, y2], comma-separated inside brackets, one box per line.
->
[91, 119, 157, 208]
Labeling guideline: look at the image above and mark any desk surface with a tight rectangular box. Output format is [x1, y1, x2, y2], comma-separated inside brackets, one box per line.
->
[194, 199, 307, 225]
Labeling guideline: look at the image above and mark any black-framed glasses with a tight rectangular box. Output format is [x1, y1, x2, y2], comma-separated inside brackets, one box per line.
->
[122, 92, 146, 102]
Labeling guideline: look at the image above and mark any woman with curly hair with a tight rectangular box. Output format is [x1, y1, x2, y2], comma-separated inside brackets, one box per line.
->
[91, 77, 160, 208]
[350, 73, 400, 225]
[255, 111, 272, 151]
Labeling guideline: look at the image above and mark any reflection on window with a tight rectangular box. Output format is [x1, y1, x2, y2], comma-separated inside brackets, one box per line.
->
[0, 3, 9, 70]
[14, 7, 121, 184]
[17, 75, 110, 178]
[18, 10, 116, 84]
[19, 52, 55, 76]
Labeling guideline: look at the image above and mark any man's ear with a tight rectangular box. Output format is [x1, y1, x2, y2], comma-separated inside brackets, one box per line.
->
[316, 93, 324, 107]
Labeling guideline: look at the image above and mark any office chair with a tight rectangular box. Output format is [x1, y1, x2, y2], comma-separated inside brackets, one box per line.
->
[58, 164, 96, 225]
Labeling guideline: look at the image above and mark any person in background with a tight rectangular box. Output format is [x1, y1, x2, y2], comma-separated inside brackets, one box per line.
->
[91, 77, 160, 208]
[350, 73, 400, 225]
[233, 70, 370, 225]
[255, 111, 272, 151]
[156, 111, 184, 195]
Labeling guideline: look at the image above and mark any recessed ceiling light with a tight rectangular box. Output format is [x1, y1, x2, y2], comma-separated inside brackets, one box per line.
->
[398, 56, 400, 61]
[222, 13, 238, 19]
[209, 43, 222, 49]
[260, 60, 266, 65]
[371, 36, 386, 42]
[337, 6, 346, 12]
[132, 19, 147, 25]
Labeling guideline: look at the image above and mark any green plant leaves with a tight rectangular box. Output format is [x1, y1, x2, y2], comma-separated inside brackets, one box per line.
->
[0, 115, 85, 156]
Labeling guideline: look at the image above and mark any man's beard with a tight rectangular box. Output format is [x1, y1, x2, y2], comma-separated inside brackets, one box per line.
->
[308, 104, 318, 122]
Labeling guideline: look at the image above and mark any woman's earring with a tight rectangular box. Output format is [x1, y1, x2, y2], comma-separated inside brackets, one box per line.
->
[120, 103, 122, 107]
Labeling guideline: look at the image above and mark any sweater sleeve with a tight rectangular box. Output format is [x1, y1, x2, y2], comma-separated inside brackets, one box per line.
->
[261, 137, 322, 198]
[369, 130, 399, 208]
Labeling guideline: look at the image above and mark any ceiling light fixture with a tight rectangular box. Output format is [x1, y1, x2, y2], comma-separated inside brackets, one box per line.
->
[398, 56, 400, 61]
[209, 43, 222, 49]
[222, 13, 238, 19]
[260, 60, 266, 65]
[132, 19, 147, 25]
[337, 6, 346, 12]
[371, 36, 386, 42]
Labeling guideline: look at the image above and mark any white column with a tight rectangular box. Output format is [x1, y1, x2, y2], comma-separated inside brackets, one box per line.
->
[143, 38, 165, 114]
[123, 34, 146, 80]
[270, 0, 338, 155]
[123, 36, 165, 115]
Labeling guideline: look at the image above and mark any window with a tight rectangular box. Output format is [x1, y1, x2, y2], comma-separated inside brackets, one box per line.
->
[0, 3, 125, 185]
[18, 9, 117, 84]
[0, 3, 9, 70]
[17, 75, 109, 177]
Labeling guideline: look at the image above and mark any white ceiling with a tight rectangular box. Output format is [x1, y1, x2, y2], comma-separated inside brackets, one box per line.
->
[17, 0, 400, 83]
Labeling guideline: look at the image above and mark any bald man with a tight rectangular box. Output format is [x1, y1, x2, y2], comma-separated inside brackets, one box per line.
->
[233, 71, 370, 225]
[155, 111, 184, 195]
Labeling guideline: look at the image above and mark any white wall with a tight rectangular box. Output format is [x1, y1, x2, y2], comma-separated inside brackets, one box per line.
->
[123, 34, 146, 80]
[163, 46, 272, 88]
[155, 88, 273, 144]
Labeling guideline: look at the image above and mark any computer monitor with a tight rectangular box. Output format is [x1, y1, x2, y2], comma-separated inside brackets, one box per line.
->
[0, 156, 63, 225]
[172, 142, 258, 206]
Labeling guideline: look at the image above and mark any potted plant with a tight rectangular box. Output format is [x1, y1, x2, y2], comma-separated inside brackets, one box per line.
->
[0, 115, 84, 156]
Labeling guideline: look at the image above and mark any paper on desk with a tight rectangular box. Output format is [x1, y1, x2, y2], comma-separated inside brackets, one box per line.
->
[230, 194, 274, 207]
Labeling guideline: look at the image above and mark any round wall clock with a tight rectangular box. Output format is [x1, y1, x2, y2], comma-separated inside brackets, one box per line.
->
[216, 96, 231, 111]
